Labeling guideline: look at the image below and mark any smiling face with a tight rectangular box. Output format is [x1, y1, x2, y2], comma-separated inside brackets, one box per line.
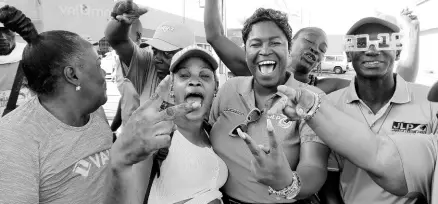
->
[172, 57, 217, 121]
[245, 21, 289, 88]
[289, 28, 327, 74]
[347, 23, 399, 79]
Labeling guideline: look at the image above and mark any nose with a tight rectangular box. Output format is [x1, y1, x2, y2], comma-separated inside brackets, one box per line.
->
[259, 44, 272, 56]
[188, 79, 202, 87]
[310, 47, 320, 55]
[365, 45, 380, 56]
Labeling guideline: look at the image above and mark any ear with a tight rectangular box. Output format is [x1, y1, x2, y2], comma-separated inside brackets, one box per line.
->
[395, 50, 401, 61]
[346, 52, 353, 62]
[63, 66, 81, 87]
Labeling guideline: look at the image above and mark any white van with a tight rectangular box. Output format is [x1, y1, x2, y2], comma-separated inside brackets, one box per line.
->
[320, 55, 349, 74]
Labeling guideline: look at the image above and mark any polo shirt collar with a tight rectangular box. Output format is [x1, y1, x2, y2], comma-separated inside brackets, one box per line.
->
[236, 72, 299, 109]
[345, 74, 411, 104]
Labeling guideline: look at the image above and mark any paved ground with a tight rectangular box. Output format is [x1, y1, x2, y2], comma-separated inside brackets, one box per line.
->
[103, 69, 438, 124]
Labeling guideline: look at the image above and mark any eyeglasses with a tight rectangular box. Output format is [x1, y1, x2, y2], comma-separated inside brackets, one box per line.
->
[344, 33, 403, 52]
[230, 94, 263, 137]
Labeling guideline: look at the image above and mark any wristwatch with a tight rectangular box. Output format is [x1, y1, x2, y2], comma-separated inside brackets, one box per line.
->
[296, 92, 322, 121]
[268, 171, 302, 200]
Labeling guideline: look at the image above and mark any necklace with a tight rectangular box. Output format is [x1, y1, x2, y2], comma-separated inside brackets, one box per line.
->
[357, 103, 393, 134]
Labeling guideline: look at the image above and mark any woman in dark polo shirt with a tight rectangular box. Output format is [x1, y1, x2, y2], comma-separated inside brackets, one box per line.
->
[209, 8, 330, 204]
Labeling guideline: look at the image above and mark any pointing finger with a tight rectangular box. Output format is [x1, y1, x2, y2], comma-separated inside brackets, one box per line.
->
[266, 119, 280, 152]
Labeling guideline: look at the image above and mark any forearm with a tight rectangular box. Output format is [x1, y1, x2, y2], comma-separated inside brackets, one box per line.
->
[105, 19, 131, 47]
[296, 166, 327, 199]
[307, 99, 382, 173]
[104, 154, 154, 204]
[204, 0, 224, 41]
[397, 25, 420, 82]
[103, 163, 134, 204]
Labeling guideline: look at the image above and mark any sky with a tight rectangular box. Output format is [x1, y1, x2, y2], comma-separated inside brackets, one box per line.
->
[135, 0, 416, 34]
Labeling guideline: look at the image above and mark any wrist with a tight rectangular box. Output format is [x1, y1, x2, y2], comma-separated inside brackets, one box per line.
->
[270, 169, 294, 190]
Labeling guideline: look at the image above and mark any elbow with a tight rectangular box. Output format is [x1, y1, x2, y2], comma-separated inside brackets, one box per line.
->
[206, 32, 223, 45]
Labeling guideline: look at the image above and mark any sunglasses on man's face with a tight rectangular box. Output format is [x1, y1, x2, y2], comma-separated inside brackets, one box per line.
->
[230, 108, 263, 137]
[344, 33, 403, 52]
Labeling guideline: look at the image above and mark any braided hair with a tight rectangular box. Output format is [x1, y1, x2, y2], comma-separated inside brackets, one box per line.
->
[0, 5, 90, 96]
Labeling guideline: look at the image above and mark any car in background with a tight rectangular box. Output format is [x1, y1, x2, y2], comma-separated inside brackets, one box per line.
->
[320, 55, 348, 74]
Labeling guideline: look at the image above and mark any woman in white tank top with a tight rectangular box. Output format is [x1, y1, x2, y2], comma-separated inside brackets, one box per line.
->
[147, 45, 228, 204]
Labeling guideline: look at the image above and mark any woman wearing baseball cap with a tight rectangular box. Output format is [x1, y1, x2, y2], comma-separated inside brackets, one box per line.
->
[144, 45, 228, 204]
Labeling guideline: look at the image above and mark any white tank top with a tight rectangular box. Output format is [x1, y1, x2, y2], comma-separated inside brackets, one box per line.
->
[148, 130, 228, 204]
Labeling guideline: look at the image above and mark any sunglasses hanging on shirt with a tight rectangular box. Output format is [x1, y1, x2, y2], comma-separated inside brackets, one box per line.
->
[344, 33, 403, 52]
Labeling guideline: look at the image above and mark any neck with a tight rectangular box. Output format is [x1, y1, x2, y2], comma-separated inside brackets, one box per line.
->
[253, 73, 288, 97]
[39, 94, 91, 127]
[355, 73, 396, 113]
[175, 118, 206, 145]
[293, 72, 310, 84]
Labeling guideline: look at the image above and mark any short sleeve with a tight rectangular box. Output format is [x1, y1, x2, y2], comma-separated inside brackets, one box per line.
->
[388, 133, 436, 199]
[209, 80, 233, 125]
[0, 129, 39, 203]
[299, 121, 325, 145]
[124, 45, 154, 95]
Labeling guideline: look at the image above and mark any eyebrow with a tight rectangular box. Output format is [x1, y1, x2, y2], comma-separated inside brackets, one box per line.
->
[249, 36, 282, 41]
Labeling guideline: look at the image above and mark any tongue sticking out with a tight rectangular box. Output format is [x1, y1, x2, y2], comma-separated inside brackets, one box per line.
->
[260, 64, 275, 74]
[186, 96, 203, 107]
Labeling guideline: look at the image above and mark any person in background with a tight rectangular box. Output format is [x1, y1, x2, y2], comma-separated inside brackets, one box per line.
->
[0, 6, 32, 116]
[105, 0, 195, 132]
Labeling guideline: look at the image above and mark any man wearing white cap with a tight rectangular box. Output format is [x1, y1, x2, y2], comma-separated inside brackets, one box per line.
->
[105, 0, 195, 128]
[0, 18, 32, 116]
[274, 15, 438, 204]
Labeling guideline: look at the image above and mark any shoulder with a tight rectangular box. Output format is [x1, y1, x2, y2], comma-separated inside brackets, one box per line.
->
[219, 76, 251, 92]
[317, 78, 351, 94]
[326, 86, 349, 104]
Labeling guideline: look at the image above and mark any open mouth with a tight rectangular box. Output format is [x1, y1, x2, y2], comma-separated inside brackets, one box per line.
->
[302, 52, 317, 63]
[258, 60, 277, 75]
[185, 92, 204, 107]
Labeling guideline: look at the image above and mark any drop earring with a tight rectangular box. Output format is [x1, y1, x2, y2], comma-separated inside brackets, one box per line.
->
[76, 85, 81, 91]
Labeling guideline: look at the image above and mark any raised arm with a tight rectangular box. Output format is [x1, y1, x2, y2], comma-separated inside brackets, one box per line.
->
[105, 0, 148, 66]
[396, 9, 420, 82]
[204, 0, 251, 76]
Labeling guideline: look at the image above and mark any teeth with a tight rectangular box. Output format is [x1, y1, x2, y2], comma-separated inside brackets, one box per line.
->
[258, 61, 276, 65]
[365, 61, 379, 65]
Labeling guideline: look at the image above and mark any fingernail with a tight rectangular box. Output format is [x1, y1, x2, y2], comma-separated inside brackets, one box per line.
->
[192, 102, 201, 108]
[236, 128, 246, 139]
[267, 119, 273, 131]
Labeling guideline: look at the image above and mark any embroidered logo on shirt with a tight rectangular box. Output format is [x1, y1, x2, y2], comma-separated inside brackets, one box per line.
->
[267, 114, 293, 129]
[223, 108, 245, 116]
[392, 122, 427, 134]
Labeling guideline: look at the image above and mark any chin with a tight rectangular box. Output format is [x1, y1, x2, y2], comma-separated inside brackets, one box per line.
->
[184, 109, 207, 121]
[254, 71, 282, 88]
